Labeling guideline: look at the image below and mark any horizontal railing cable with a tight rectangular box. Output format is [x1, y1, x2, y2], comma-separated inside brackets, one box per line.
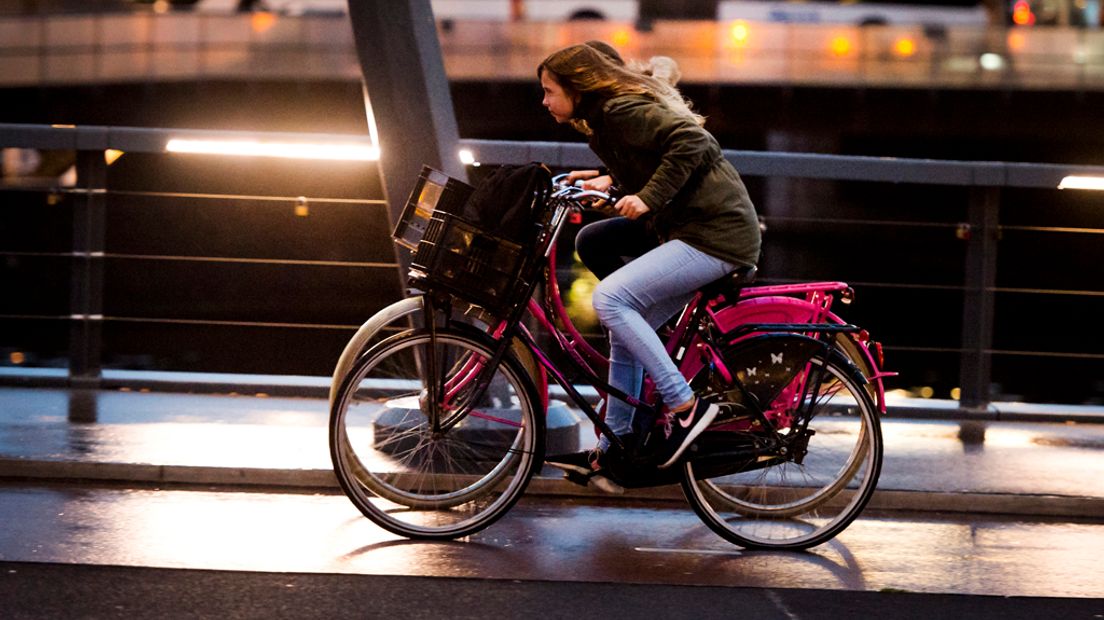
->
[101, 254, 397, 269]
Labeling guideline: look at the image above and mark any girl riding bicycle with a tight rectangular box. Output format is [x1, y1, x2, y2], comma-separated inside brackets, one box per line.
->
[538, 43, 762, 478]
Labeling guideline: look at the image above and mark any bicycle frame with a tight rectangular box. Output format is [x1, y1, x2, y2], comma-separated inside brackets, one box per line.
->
[420, 285, 888, 437]
[525, 234, 891, 415]
[525, 178, 891, 409]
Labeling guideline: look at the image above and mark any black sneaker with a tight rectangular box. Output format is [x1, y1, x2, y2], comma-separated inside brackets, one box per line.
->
[545, 448, 625, 495]
[656, 397, 720, 469]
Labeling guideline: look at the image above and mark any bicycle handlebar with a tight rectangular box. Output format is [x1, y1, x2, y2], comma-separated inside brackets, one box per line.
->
[551, 173, 616, 204]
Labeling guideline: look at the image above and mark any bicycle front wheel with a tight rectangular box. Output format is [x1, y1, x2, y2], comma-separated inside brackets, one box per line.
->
[330, 328, 545, 540]
[682, 349, 882, 550]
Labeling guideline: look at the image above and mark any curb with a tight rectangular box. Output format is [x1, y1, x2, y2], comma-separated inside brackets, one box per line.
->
[0, 458, 339, 490]
[2, 457, 1102, 519]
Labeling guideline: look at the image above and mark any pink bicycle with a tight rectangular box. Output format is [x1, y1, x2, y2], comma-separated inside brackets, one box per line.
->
[329, 168, 889, 550]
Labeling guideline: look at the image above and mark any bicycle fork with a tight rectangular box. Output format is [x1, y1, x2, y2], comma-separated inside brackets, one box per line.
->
[420, 293, 514, 435]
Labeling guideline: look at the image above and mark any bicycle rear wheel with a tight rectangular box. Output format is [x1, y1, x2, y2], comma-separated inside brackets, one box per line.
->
[682, 348, 882, 550]
[330, 327, 544, 540]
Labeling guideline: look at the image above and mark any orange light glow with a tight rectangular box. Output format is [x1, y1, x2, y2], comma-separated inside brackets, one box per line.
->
[1012, 0, 1036, 25]
[251, 11, 278, 34]
[611, 28, 631, 48]
[1007, 30, 1027, 51]
[893, 38, 916, 57]
[729, 20, 751, 49]
[830, 36, 852, 57]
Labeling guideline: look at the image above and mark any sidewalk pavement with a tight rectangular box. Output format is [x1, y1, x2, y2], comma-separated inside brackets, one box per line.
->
[1, 384, 1102, 519]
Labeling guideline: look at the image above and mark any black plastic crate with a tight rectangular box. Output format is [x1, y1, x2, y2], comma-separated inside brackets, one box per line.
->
[392, 166, 475, 251]
[408, 211, 527, 314]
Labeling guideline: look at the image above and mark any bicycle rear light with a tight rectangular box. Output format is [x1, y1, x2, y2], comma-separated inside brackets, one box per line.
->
[857, 329, 886, 368]
[871, 339, 885, 368]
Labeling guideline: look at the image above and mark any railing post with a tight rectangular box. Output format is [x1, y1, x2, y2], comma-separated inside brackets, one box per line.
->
[69, 148, 106, 389]
[959, 186, 1000, 411]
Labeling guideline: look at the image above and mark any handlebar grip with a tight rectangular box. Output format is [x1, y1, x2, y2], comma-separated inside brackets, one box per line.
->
[550, 178, 620, 206]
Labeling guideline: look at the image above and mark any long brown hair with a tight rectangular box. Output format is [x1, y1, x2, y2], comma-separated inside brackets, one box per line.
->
[538, 44, 704, 135]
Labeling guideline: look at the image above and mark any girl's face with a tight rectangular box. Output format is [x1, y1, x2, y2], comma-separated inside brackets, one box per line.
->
[540, 70, 576, 124]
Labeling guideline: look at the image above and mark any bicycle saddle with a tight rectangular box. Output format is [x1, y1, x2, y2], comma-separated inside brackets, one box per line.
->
[699, 264, 757, 300]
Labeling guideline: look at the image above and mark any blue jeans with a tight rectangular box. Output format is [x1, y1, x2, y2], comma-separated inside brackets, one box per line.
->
[590, 238, 736, 450]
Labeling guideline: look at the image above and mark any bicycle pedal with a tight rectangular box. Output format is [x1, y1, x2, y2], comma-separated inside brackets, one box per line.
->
[562, 469, 591, 488]
[561, 469, 625, 495]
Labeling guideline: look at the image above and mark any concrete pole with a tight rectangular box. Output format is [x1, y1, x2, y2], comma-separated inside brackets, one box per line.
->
[345, 0, 467, 229]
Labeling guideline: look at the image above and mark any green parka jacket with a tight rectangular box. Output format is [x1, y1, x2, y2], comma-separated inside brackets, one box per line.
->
[581, 93, 761, 268]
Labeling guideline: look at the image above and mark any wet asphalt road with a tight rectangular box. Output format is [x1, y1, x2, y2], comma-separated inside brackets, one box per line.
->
[3, 558, 1102, 620]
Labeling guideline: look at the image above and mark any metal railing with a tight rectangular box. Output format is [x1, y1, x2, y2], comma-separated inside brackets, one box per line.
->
[0, 123, 392, 391]
[2, 123, 1104, 419]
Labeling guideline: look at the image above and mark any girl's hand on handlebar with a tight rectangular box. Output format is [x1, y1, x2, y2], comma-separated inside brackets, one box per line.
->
[560, 172, 617, 209]
[565, 169, 601, 184]
[581, 175, 616, 208]
[614, 195, 650, 220]
[579, 174, 614, 193]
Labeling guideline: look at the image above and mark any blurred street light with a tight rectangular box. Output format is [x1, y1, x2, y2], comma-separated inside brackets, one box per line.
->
[1058, 175, 1104, 190]
[165, 138, 379, 161]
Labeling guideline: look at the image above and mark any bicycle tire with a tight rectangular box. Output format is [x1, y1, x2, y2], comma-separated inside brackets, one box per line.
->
[681, 346, 882, 551]
[330, 327, 545, 540]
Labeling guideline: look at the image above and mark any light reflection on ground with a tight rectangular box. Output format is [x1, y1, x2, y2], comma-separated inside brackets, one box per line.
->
[3, 388, 1104, 499]
[1, 486, 1102, 599]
